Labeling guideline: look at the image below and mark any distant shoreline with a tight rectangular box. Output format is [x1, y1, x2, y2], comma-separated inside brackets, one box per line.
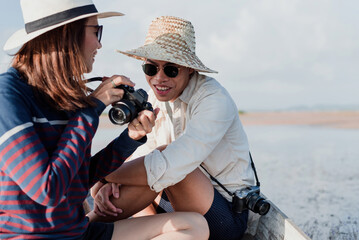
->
[99, 110, 359, 129]
[239, 110, 359, 129]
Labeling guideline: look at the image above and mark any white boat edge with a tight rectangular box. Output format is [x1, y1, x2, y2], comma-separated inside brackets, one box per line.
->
[243, 194, 312, 240]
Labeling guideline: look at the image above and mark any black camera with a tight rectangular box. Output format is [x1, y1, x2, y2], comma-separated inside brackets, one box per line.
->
[232, 186, 270, 215]
[108, 85, 153, 125]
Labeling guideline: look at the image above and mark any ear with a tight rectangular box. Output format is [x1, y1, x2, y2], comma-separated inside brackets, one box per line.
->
[189, 68, 195, 75]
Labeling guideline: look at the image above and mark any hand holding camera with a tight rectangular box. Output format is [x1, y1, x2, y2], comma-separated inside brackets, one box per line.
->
[109, 84, 153, 125]
[85, 76, 153, 126]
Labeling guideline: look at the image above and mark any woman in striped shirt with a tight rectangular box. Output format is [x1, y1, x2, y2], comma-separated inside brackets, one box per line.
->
[0, 0, 209, 239]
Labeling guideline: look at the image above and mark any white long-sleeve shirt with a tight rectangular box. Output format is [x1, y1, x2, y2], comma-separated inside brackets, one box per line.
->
[131, 72, 255, 201]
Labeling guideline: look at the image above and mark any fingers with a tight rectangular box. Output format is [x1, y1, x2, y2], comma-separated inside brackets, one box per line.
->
[90, 181, 105, 198]
[94, 183, 123, 217]
[128, 110, 157, 140]
[108, 75, 135, 88]
[112, 183, 120, 199]
[89, 75, 135, 106]
[135, 111, 154, 132]
[93, 203, 106, 217]
[128, 120, 146, 140]
[154, 107, 160, 118]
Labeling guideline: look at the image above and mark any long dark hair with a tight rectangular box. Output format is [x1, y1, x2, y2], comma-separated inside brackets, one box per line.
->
[12, 18, 95, 111]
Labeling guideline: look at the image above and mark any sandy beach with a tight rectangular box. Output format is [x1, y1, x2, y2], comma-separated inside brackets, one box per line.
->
[99, 110, 359, 129]
[94, 110, 359, 240]
[239, 111, 359, 129]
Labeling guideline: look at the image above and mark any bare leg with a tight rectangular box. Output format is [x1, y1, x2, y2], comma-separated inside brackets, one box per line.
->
[165, 168, 214, 215]
[89, 168, 214, 222]
[111, 212, 209, 240]
[89, 185, 158, 222]
[130, 168, 214, 218]
[132, 202, 157, 217]
[132, 192, 162, 217]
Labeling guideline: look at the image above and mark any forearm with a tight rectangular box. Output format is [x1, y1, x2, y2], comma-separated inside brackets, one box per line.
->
[105, 155, 148, 186]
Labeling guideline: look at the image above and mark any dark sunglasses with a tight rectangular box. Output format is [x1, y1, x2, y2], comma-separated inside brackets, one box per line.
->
[142, 63, 180, 78]
[85, 25, 103, 43]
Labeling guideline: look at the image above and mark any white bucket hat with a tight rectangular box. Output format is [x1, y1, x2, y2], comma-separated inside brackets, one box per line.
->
[4, 0, 124, 51]
[118, 16, 217, 73]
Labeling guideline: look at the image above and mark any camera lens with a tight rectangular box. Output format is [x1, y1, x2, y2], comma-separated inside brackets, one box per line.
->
[256, 199, 270, 215]
[247, 193, 270, 216]
[108, 100, 136, 125]
[109, 107, 131, 125]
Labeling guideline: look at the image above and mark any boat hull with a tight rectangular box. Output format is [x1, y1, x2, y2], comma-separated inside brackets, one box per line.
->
[243, 196, 311, 240]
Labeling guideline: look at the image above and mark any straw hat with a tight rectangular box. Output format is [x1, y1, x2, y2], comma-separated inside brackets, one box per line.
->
[4, 0, 124, 51]
[118, 16, 217, 73]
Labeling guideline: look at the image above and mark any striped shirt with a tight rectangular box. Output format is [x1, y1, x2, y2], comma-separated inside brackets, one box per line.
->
[0, 68, 144, 239]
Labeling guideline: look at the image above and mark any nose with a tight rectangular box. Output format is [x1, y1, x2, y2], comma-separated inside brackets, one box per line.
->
[153, 67, 168, 82]
[98, 41, 102, 49]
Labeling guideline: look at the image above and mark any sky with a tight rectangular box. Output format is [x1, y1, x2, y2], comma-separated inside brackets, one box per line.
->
[0, 0, 358, 111]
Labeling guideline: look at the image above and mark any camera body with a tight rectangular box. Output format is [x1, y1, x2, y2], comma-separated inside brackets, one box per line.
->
[109, 85, 153, 125]
[232, 186, 270, 216]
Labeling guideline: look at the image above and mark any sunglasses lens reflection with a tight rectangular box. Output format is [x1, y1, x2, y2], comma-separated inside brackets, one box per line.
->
[142, 64, 179, 78]
[143, 64, 158, 76]
[164, 66, 179, 78]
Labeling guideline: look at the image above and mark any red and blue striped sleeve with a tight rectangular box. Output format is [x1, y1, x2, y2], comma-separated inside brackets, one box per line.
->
[0, 91, 104, 207]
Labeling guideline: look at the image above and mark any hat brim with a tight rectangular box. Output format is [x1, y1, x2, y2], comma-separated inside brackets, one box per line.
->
[4, 11, 124, 51]
[117, 43, 218, 74]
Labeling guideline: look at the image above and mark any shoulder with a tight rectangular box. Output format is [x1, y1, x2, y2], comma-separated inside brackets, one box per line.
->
[192, 74, 235, 108]
[0, 68, 34, 115]
[183, 74, 238, 122]
[0, 68, 30, 95]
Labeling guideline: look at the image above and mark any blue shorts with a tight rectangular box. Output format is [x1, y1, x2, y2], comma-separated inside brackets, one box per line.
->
[158, 188, 248, 240]
[81, 221, 114, 240]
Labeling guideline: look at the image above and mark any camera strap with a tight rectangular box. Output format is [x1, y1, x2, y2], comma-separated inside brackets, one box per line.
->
[84, 77, 103, 92]
[249, 152, 261, 187]
[200, 164, 234, 197]
[200, 151, 261, 198]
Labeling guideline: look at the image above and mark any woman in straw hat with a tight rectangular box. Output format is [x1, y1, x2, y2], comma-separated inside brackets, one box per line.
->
[0, 2, 209, 239]
[92, 16, 257, 240]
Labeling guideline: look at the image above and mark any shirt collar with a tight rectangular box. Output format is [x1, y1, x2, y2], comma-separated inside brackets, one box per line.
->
[177, 72, 202, 104]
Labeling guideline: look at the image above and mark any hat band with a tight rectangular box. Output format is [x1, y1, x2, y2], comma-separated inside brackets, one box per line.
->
[25, 4, 98, 33]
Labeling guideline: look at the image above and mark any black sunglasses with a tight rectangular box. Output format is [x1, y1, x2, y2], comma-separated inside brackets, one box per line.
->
[142, 63, 180, 78]
[85, 25, 103, 43]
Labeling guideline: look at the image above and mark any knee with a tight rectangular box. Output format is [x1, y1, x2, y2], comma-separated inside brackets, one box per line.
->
[188, 212, 210, 240]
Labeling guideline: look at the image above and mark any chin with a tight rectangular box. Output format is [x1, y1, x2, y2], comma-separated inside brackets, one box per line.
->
[155, 95, 170, 102]
[85, 66, 93, 73]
